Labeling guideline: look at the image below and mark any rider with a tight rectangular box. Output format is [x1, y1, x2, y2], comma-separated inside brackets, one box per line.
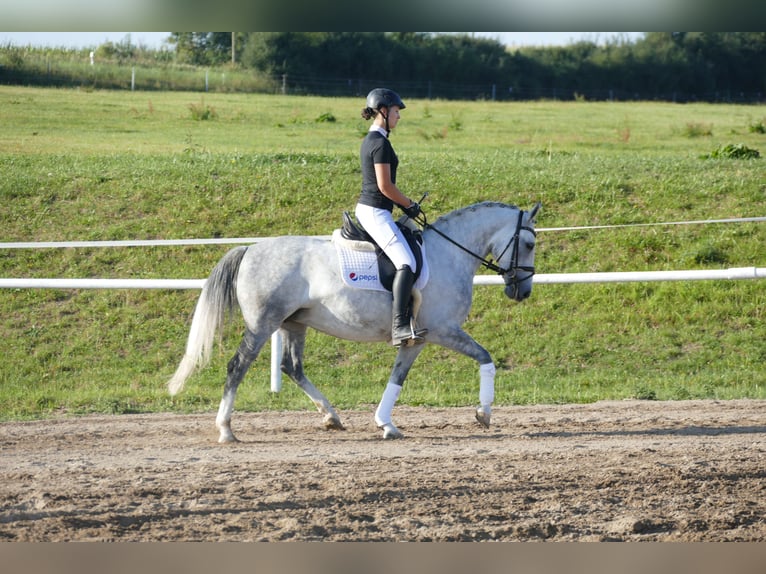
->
[355, 88, 427, 347]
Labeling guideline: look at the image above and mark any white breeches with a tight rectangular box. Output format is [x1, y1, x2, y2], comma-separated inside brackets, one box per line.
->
[355, 203, 417, 271]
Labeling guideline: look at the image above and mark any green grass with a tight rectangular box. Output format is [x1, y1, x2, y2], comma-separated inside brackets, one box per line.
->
[1, 86, 765, 421]
[0, 45, 276, 93]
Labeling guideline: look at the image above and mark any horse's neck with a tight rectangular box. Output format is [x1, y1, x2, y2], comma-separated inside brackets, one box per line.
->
[427, 205, 512, 270]
[431, 205, 509, 255]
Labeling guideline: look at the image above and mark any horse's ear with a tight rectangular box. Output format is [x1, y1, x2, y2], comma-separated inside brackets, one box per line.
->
[529, 202, 542, 221]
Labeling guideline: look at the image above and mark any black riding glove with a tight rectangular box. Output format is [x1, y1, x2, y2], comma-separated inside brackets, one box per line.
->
[402, 202, 421, 219]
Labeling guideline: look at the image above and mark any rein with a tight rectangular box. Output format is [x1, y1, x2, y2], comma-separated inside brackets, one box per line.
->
[413, 208, 536, 283]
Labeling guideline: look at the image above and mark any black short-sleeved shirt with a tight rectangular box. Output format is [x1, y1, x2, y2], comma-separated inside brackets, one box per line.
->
[358, 130, 398, 212]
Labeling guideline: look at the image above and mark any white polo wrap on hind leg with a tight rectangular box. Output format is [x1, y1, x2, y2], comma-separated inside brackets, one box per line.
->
[479, 362, 496, 407]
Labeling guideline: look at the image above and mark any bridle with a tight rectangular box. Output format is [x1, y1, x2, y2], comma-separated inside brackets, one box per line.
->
[413, 207, 536, 293]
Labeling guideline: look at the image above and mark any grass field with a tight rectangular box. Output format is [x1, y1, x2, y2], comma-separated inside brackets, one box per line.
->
[1, 86, 764, 420]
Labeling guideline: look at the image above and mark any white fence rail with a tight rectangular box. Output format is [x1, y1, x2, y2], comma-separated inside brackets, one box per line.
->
[2, 215, 765, 251]
[2, 268, 765, 393]
[3, 216, 764, 391]
[2, 267, 766, 290]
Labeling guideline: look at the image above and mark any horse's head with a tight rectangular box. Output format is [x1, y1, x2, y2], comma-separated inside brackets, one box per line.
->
[497, 202, 540, 302]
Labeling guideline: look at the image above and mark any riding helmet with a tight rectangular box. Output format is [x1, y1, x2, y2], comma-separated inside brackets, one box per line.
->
[366, 88, 406, 111]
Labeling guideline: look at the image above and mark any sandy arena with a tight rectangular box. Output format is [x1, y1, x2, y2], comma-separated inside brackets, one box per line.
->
[1, 399, 764, 541]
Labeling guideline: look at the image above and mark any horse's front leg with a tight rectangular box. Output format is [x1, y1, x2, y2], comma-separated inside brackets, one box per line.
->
[429, 327, 496, 428]
[475, 362, 496, 428]
[375, 345, 425, 439]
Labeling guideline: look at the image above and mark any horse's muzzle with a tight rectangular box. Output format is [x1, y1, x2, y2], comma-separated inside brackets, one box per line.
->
[504, 281, 532, 301]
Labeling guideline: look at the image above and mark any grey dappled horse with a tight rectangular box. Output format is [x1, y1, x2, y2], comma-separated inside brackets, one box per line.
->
[168, 201, 540, 441]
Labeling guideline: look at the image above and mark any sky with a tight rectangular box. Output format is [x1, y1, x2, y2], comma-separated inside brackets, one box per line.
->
[0, 31, 645, 50]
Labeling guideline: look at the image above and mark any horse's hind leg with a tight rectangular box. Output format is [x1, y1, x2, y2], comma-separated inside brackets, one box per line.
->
[216, 328, 269, 443]
[280, 322, 345, 430]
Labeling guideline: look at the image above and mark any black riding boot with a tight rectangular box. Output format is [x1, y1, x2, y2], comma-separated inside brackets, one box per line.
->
[391, 265, 427, 347]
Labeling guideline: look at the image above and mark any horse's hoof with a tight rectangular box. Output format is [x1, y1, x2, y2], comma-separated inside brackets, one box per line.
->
[475, 407, 491, 429]
[218, 434, 240, 444]
[323, 414, 346, 430]
[380, 423, 403, 440]
[217, 426, 240, 443]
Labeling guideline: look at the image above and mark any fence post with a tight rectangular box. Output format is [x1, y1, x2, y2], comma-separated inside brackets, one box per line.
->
[131, 67, 135, 91]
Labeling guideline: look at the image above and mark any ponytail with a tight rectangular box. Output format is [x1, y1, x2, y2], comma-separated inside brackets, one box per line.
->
[360, 107, 377, 120]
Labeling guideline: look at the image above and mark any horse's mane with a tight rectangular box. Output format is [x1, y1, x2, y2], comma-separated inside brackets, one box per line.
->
[430, 201, 519, 229]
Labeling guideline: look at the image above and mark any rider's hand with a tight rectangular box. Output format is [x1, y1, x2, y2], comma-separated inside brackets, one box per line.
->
[402, 202, 421, 219]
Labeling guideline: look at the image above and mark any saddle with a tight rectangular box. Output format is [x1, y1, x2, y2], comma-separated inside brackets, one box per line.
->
[339, 211, 424, 292]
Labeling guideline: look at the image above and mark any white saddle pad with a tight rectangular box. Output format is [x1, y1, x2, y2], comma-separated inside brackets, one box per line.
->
[332, 229, 429, 292]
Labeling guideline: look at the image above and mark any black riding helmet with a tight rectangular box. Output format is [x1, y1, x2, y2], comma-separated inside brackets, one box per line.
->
[366, 88, 406, 111]
[366, 88, 405, 134]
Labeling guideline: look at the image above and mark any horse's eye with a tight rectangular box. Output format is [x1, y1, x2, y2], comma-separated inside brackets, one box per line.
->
[525, 241, 536, 251]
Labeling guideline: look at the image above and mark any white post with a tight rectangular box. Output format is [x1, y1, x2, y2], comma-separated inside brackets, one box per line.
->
[270, 331, 283, 392]
[131, 67, 135, 91]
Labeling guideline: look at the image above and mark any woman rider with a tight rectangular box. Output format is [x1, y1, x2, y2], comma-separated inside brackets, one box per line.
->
[355, 88, 427, 348]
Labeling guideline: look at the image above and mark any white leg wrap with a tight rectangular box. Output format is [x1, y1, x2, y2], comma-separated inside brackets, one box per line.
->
[479, 362, 496, 407]
[375, 382, 402, 427]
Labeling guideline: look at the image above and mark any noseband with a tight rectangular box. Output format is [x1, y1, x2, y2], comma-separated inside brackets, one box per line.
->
[419, 208, 536, 291]
[492, 209, 537, 294]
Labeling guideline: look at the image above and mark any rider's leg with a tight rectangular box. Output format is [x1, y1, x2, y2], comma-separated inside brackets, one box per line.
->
[354, 204, 427, 347]
[391, 265, 426, 347]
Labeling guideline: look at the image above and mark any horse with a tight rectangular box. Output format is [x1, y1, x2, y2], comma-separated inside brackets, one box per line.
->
[168, 201, 540, 441]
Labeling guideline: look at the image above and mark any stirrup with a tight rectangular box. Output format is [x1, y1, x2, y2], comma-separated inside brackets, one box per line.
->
[392, 320, 428, 347]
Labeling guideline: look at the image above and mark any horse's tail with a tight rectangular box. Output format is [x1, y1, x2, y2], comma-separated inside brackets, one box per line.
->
[168, 246, 248, 396]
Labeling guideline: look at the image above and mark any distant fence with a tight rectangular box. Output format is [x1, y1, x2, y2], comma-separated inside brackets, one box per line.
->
[2, 65, 764, 103]
[0, 65, 275, 93]
[279, 74, 766, 104]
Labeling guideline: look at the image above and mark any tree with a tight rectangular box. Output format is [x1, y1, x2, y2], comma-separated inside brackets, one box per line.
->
[177, 32, 766, 102]
[169, 33, 233, 66]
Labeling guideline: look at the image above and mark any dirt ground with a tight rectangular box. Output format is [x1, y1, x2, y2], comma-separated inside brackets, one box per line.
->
[1, 399, 764, 542]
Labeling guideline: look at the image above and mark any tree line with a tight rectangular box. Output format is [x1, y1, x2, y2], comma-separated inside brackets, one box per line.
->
[2, 32, 764, 101]
[168, 32, 766, 102]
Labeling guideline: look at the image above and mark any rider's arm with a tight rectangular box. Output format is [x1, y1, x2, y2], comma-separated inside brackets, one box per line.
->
[374, 163, 415, 209]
